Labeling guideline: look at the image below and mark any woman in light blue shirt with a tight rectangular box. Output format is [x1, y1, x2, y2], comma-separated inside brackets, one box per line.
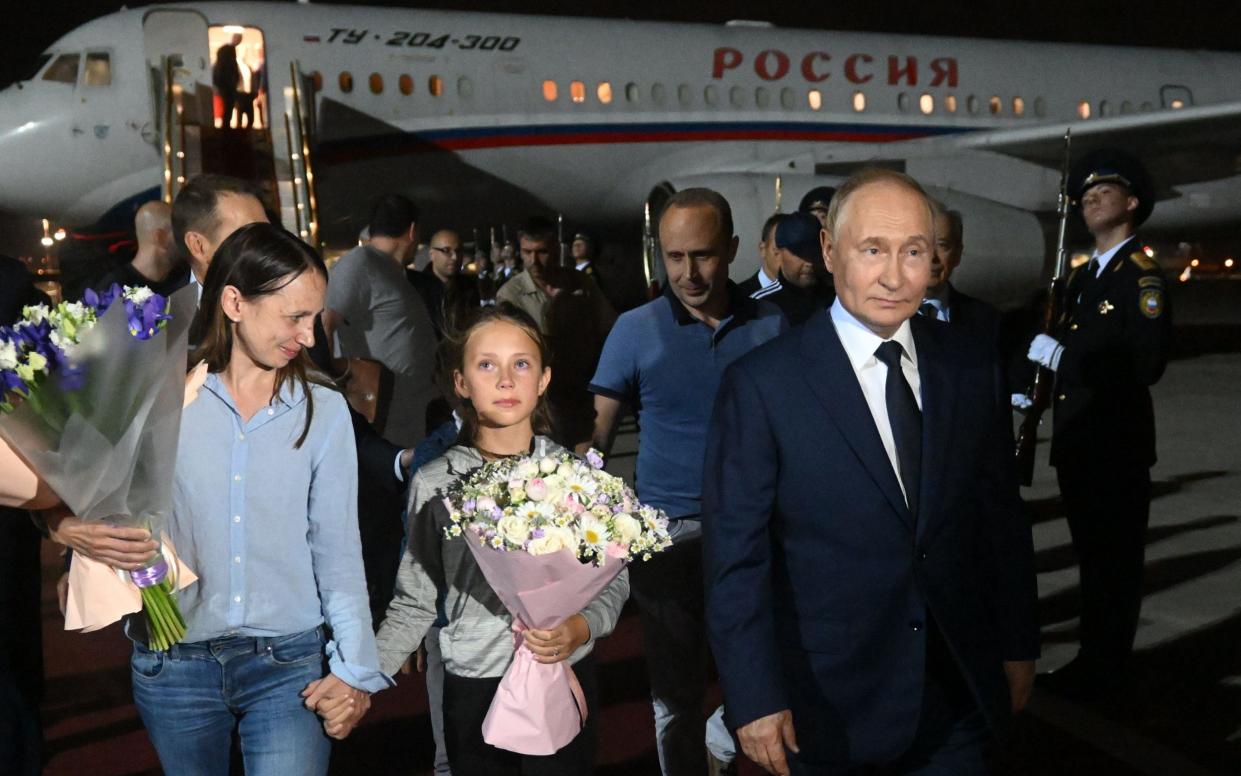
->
[130, 223, 392, 775]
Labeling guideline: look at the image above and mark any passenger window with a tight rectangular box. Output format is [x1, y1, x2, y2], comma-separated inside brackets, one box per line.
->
[897, 92, 910, 112]
[42, 53, 80, 84]
[84, 52, 111, 86]
[1077, 100, 1091, 119]
[967, 95, 979, 114]
[1012, 96, 1024, 116]
[988, 96, 1002, 115]
[919, 94, 934, 114]
[369, 73, 383, 94]
[399, 74, 413, 95]
[944, 94, 958, 113]
[704, 85, 718, 106]
[1033, 97, 1046, 117]
[807, 89, 822, 111]
[311, 71, 323, 92]
[339, 72, 353, 94]
[755, 87, 770, 108]
[678, 84, 692, 106]
[780, 87, 794, 109]
[652, 82, 667, 105]
[597, 82, 613, 104]
[429, 75, 443, 97]
[570, 80, 585, 103]
[542, 80, 558, 101]
[730, 86, 745, 107]
[625, 82, 640, 103]
[852, 91, 866, 112]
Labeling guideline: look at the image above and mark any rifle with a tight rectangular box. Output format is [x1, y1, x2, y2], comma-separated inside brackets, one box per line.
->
[1015, 129, 1072, 485]
[557, 213, 571, 269]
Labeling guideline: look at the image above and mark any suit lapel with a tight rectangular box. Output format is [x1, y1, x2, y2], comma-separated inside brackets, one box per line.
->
[911, 317, 955, 543]
[799, 312, 914, 530]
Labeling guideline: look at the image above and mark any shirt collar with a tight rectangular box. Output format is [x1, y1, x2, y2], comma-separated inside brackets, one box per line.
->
[661, 282, 757, 328]
[829, 298, 918, 372]
[1092, 237, 1132, 275]
[757, 266, 778, 288]
[202, 370, 308, 418]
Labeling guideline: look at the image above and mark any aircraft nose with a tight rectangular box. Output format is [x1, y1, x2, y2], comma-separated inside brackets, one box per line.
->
[0, 85, 77, 216]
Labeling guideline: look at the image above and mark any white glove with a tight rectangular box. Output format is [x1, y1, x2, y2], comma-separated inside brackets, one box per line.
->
[1026, 334, 1064, 371]
[1011, 393, 1033, 410]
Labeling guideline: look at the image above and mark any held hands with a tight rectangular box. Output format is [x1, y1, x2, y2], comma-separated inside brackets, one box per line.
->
[1026, 334, 1064, 372]
[737, 709, 800, 776]
[45, 509, 160, 570]
[302, 673, 371, 740]
[522, 613, 591, 664]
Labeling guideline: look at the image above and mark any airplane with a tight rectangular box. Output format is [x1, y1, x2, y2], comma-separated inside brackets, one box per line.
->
[3, 1, 1241, 305]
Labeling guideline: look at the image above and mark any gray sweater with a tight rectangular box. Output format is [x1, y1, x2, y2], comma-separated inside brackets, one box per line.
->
[374, 437, 630, 678]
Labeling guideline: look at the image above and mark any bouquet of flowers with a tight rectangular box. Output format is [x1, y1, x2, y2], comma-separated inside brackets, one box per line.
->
[444, 441, 672, 755]
[0, 284, 198, 650]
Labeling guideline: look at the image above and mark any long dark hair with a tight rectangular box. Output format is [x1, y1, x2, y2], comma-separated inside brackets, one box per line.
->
[189, 222, 330, 448]
[440, 302, 553, 446]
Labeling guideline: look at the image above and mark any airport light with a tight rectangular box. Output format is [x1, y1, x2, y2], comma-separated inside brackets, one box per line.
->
[1143, 245, 1154, 257]
[1226, 258, 1235, 268]
[53, 228, 65, 241]
[40, 236, 54, 248]
[1178, 266, 1191, 282]
[1190, 258, 1200, 267]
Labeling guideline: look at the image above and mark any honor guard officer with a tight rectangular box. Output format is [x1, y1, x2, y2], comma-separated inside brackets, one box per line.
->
[1028, 150, 1172, 698]
[799, 185, 837, 228]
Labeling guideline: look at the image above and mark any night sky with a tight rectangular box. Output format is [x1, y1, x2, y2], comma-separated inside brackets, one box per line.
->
[8, 0, 1241, 87]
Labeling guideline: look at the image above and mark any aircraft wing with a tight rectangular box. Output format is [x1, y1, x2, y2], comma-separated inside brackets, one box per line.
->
[934, 100, 1241, 194]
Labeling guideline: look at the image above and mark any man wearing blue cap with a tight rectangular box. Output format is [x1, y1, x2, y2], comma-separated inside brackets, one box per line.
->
[752, 211, 836, 326]
[1027, 150, 1171, 698]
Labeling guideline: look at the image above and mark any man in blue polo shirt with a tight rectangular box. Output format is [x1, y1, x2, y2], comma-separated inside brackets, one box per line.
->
[590, 188, 785, 776]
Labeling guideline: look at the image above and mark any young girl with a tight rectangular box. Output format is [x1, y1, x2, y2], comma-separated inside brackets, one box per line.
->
[375, 304, 629, 776]
[131, 223, 391, 775]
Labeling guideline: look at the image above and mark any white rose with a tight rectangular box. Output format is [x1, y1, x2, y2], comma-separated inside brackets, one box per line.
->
[612, 513, 642, 544]
[557, 461, 577, 478]
[528, 528, 570, 556]
[517, 460, 540, 479]
[539, 457, 558, 474]
[497, 514, 531, 545]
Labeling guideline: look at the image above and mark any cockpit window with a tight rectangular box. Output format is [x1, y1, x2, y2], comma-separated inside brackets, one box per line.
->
[42, 53, 80, 84]
[84, 53, 111, 86]
[21, 54, 52, 82]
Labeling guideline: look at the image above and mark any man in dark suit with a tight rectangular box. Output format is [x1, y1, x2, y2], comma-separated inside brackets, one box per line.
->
[920, 205, 1002, 342]
[737, 212, 786, 298]
[1026, 151, 1170, 698]
[704, 169, 1039, 775]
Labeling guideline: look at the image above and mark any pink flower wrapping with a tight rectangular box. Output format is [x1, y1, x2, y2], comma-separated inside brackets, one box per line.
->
[462, 538, 625, 755]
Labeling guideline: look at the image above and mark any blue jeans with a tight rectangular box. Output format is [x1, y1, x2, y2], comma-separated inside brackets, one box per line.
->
[131, 627, 331, 776]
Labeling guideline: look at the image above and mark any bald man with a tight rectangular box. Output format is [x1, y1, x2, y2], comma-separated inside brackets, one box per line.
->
[91, 201, 187, 298]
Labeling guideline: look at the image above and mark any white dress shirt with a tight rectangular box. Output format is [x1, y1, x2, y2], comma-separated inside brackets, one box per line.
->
[829, 299, 922, 504]
[1091, 239, 1129, 276]
[757, 266, 778, 289]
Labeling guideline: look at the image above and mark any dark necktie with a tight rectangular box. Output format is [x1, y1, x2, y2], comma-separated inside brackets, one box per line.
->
[875, 340, 922, 517]
[918, 301, 938, 320]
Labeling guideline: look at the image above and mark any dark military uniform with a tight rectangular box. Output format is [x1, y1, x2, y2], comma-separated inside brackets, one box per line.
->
[1051, 235, 1171, 679]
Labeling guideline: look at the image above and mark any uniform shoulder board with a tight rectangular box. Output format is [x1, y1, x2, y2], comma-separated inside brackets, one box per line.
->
[1129, 251, 1159, 271]
[1138, 275, 1164, 289]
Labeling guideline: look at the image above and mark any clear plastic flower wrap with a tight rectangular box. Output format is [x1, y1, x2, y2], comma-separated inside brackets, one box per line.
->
[0, 284, 198, 649]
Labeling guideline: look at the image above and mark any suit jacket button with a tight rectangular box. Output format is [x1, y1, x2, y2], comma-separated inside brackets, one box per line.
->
[910, 620, 924, 632]
[1070, 323, 1079, 330]
[1058, 394, 1067, 401]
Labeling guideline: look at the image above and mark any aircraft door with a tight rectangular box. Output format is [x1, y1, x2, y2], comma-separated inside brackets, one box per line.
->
[143, 10, 212, 125]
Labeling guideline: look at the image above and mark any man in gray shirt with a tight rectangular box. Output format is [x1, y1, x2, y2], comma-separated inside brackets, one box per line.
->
[323, 194, 439, 448]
